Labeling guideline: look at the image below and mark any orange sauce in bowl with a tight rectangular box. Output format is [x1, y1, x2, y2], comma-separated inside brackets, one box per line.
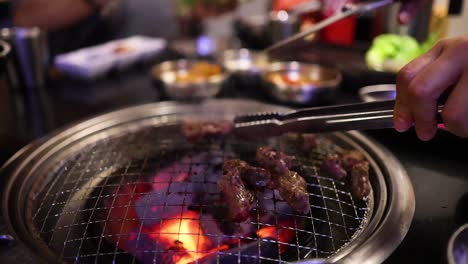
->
[266, 71, 321, 88]
[175, 62, 222, 84]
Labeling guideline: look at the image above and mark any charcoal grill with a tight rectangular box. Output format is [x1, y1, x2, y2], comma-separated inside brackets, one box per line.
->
[0, 99, 414, 264]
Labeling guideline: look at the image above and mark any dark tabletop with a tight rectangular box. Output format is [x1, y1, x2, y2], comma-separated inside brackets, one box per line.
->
[0, 42, 467, 264]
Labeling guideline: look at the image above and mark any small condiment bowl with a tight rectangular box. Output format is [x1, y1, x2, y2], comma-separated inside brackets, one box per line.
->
[358, 84, 396, 102]
[219, 49, 269, 74]
[151, 59, 226, 101]
[261, 61, 342, 104]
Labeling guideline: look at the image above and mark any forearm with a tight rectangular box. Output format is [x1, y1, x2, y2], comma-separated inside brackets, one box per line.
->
[13, 0, 94, 31]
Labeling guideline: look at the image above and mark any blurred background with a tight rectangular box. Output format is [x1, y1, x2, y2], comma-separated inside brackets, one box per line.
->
[0, 0, 466, 161]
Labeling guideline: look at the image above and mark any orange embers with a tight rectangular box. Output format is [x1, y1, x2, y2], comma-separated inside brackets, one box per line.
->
[256, 221, 296, 253]
[105, 194, 228, 264]
[151, 211, 217, 264]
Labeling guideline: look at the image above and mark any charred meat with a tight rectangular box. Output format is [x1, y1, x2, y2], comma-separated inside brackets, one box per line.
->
[182, 120, 233, 143]
[255, 147, 294, 175]
[218, 160, 254, 222]
[294, 134, 371, 200]
[341, 150, 366, 170]
[350, 161, 371, 199]
[275, 171, 310, 214]
[222, 159, 271, 189]
[321, 153, 347, 180]
[255, 147, 310, 214]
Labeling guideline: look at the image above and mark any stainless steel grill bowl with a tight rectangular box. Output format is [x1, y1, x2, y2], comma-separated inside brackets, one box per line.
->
[219, 49, 269, 74]
[151, 60, 226, 101]
[261, 62, 342, 104]
[0, 99, 414, 264]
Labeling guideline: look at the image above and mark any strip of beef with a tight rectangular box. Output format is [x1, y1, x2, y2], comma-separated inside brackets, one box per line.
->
[275, 171, 311, 214]
[293, 134, 371, 200]
[341, 150, 366, 170]
[255, 147, 310, 214]
[181, 120, 233, 143]
[321, 153, 347, 180]
[218, 160, 254, 222]
[350, 161, 371, 199]
[255, 147, 294, 175]
[223, 159, 271, 189]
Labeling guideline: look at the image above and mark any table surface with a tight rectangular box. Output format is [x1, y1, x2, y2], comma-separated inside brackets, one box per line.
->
[0, 44, 467, 264]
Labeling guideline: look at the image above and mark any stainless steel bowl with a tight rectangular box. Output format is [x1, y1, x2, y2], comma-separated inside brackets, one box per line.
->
[151, 59, 227, 100]
[448, 223, 468, 264]
[359, 84, 396, 102]
[219, 49, 269, 74]
[261, 61, 342, 104]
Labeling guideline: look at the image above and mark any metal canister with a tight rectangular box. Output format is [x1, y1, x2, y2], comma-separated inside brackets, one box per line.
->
[268, 10, 299, 44]
[0, 27, 54, 140]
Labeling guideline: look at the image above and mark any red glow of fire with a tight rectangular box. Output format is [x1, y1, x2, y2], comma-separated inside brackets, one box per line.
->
[256, 226, 277, 238]
[104, 179, 299, 263]
[256, 222, 295, 253]
[149, 211, 225, 264]
[152, 172, 189, 192]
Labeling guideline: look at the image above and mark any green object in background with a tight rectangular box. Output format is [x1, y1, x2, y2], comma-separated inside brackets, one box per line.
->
[419, 32, 438, 54]
[180, 0, 196, 7]
[365, 33, 437, 73]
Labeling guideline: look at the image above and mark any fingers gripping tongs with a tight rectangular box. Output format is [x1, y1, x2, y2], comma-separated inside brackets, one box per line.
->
[233, 100, 445, 139]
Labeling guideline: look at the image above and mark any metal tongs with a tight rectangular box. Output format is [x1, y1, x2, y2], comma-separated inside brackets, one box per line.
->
[265, 0, 396, 54]
[234, 100, 445, 139]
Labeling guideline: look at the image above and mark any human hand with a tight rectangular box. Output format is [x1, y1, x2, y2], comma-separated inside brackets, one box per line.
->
[397, 0, 428, 24]
[394, 36, 468, 140]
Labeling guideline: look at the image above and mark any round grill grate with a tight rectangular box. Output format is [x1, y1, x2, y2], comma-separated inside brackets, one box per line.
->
[28, 122, 372, 264]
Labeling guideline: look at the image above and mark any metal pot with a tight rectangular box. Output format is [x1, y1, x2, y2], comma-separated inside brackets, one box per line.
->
[0, 99, 414, 264]
[234, 2, 321, 50]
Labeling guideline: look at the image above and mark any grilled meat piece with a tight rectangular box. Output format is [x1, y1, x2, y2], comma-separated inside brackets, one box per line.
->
[341, 150, 366, 170]
[275, 171, 310, 214]
[350, 161, 371, 199]
[255, 147, 310, 214]
[223, 159, 271, 189]
[181, 120, 233, 143]
[218, 161, 254, 222]
[321, 153, 347, 180]
[255, 147, 294, 175]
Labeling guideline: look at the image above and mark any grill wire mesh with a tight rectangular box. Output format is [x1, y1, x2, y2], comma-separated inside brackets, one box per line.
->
[29, 122, 371, 264]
